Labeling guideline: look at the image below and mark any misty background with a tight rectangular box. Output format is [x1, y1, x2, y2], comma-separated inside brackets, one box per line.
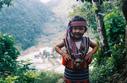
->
[0, 0, 78, 50]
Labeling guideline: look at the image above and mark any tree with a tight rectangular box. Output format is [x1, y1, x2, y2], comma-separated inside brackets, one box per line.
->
[0, 33, 20, 76]
[0, 0, 18, 77]
[122, 0, 127, 21]
[76, 0, 110, 56]
[92, 0, 110, 56]
[122, 0, 127, 80]
[122, 0, 127, 50]
[0, 0, 12, 9]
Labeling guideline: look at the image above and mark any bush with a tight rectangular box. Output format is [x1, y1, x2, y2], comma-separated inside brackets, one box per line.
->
[35, 71, 63, 83]
[90, 57, 115, 83]
[0, 33, 20, 76]
[104, 10, 126, 69]
[0, 70, 62, 83]
[104, 10, 126, 46]
[90, 10, 126, 83]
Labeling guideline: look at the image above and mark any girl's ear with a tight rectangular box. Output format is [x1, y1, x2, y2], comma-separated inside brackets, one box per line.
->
[68, 21, 71, 26]
[84, 26, 87, 32]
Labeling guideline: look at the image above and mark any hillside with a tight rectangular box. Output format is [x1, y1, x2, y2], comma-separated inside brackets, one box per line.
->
[0, 0, 65, 49]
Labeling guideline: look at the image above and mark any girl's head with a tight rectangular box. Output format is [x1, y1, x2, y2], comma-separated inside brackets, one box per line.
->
[69, 16, 87, 40]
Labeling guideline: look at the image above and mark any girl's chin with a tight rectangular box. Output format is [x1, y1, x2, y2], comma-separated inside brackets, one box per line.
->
[73, 36, 82, 40]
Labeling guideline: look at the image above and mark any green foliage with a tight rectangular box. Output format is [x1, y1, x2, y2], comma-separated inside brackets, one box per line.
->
[0, 34, 62, 82]
[0, 0, 47, 49]
[104, 11, 126, 69]
[111, 44, 125, 69]
[14, 60, 33, 76]
[0, 70, 62, 83]
[90, 57, 115, 83]
[0, 33, 20, 76]
[0, 76, 18, 83]
[104, 10, 126, 46]
[92, 45, 104, 64]
[0, 0, 65, 50]
[78, 0, 114, 4]
[0, 0, 12, 9]
[34, 71, 62, 83]
[0, 33, 32, 78]
[72, 0, 126, 82]
[17, 71, 62, 83]
[24, 70, 40, 79]
[16, 70, 41, 83]
[5, 76, 18, 83]
[69, 2, 97, 31]
[91, 7, 126, 83]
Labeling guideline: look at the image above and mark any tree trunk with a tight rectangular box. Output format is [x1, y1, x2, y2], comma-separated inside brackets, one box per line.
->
[92, 0, 110, 56]
[122, 0, 127, 58]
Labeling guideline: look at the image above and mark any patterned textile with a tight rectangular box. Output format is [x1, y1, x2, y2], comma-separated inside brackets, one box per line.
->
[64, 28, 90, 59]
[69, 21, 87, 27]
[62, 21, 90, 83]
[62, 28, 90, 68]
[62, 57, 88, 70]
[64, 78, 89, 83]
[64, 68, 89, 83]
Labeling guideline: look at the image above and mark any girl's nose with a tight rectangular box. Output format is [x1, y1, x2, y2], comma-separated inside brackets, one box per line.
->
[75, 29, 80, 32]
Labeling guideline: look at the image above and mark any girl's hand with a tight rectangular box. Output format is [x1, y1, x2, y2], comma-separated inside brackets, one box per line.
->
[85, 52, 93, 64]
[62, 53, 71, 61]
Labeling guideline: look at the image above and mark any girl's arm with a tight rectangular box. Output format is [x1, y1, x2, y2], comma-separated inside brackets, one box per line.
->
[89, 40, 98, 55]
[55, 41, 71, 61]
[55, 41, 64, 55]
[85, 40, 98, 63]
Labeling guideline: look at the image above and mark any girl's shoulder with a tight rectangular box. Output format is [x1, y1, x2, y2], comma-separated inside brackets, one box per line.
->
[82, 36, 91, 45]
[83, 36, 90, 41]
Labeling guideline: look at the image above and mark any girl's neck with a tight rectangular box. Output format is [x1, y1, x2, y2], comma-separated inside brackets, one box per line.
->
[72, 37, 82, 42]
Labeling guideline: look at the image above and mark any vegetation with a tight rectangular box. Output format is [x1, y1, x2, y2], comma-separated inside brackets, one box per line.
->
[0, 33, 19, 76]
[0, 70, 62, 83]
[72, 0, 126, 82]
[0, 1, 63, 83]
[0, 33, 62, 83]
[0, 0, 51, 49]
[0, 0, 127, 83]
[0, 0, 12, 9]
[0, 0, 65, 50]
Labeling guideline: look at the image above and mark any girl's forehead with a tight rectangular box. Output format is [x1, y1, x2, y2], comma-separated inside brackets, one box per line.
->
[70, 21, 87, 27]
[72, 26, 85, 29]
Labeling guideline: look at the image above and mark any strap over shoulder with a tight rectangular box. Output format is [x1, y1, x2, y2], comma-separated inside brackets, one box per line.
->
[81, 36, 90, 55]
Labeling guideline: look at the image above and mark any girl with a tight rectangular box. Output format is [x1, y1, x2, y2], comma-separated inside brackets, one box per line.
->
[55, 16, 98, 83]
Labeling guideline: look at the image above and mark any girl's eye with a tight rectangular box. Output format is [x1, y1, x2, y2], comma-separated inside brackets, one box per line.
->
[79, 27, 84, 30]
[73, 27, 85, 31]
[73, 27, 82, 29]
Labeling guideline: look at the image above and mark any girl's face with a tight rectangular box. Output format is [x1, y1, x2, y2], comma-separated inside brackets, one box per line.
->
[71, 26, 86, 40]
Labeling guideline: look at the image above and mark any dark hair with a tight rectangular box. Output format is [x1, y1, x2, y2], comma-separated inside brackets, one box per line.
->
[69, 16, 87, 31]
[71, 16, 86, 22]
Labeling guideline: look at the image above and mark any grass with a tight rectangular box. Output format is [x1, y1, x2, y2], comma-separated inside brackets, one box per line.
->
[34, 71, 63, 83]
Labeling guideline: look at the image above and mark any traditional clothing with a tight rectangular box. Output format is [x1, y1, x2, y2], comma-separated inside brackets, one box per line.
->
[64, 68, 89, 83]
[62, 21, 91, 83]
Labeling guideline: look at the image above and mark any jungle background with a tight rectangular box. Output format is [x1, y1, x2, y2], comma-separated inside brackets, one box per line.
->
[0, 0, 127, 83]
